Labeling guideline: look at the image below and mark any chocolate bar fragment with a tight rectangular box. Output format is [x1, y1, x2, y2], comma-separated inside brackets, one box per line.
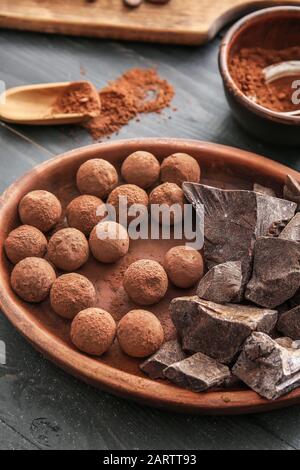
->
[245, 237, 300, 308]
[140, 339, 186, 379]
[233, 332, 300, 400]
[277, 305, 300, 340]
[164, 352, 231, 392]
[253, 183, 276, 197]
[197, 261, 243, 303]
[183, 183, 296, 286]
[283, 175, 300, 205]
[170, 296, 277, 364]
[279, 213, 300, 241]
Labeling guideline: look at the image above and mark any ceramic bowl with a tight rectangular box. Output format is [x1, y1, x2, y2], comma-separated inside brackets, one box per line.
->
[219, 6, 300, 146]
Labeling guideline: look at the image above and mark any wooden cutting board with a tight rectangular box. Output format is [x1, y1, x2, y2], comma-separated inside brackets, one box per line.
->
[0, 0, 299, 45]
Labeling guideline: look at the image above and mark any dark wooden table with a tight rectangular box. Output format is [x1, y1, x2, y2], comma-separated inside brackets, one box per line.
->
[1, 28, 300, 451]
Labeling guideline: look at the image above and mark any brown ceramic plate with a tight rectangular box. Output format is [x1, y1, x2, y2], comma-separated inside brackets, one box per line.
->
[1, 138, 300, 415]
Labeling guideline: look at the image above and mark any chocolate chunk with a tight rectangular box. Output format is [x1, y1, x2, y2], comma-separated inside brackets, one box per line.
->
[283, 175, 300, 205]
[279, 213, 300, 241]
[253, 183, 276, 197]
[183, 183, 296, 286]
[164, 352, 231, 392]
[277, 305, 300, 340]
[245, 237, 300, 308]
[170, 296, 277, 364]
[140, 339, 186, 379]
[233, 332, 300, 400]
[197, 261, 243, 303]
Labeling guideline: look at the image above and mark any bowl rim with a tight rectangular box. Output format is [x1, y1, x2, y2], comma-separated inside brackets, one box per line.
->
[2, 138, 300, 415]
[219, 6, 300, 126]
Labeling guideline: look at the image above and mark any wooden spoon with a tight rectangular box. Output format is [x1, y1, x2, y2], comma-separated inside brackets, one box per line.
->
[0, 81, 100, 125]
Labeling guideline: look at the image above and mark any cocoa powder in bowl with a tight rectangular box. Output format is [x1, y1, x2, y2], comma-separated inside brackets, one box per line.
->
[230, 46, 300, 113]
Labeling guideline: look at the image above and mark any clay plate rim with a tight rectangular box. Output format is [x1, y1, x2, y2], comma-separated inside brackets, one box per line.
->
[1, 137, 300, 415]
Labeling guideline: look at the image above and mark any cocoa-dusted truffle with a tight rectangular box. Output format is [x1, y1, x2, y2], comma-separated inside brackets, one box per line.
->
[48, 228, 89, 271]
[11, 257, 56, 303]
[5, 225, 47, 264]
[149, 182, 185, 225]
[71, 308, 116, 356]
[117, 309, 164, 358]
[121, 151, 160, 189]
[66, 195, 106, 235]
[50, 273, 96, 319]
[164, 245, 204, 288]
[161, 153, 201, 187]
[123, 259, 168, 305]
[107, 184, 149, 222]
[89, 221, 129, 263]
[76, 158, 118, 199]
[19, 190, 62, 232]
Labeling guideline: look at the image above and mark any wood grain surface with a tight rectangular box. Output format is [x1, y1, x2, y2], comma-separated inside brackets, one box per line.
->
[0, 0, 300, 45]
[1, 27, 300, 450]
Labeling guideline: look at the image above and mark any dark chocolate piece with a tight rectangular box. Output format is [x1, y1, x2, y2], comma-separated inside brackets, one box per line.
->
[197, 261, 243, 303]
[245, 237, 300, 308]
[183, 183, 296, 286]
[140, 339, 186, 379]
[170, 296, 277, 364]
[233, 332, 300, 400]
[283, 175, 300, 205]
[279, 213, 300, 241]
[164, 352, 231, 392]
[253, 183, 276, 197]
[277, 305, 300, 340]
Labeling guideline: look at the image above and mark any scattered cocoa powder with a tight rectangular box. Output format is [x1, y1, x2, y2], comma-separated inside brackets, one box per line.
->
[84, 68, 174, 140]
[230, 46, 300, 112]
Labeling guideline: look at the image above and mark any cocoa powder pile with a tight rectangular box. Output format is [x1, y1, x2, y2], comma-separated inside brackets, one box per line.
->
[53, 81, 101, 117]
[85, 68, 175, 140]
[230, 46, 300, 112]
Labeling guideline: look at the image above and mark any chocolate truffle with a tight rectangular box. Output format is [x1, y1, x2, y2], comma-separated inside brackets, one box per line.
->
[50, 273, 96, 319]
[66, 195, 106, 235]
[5, 225, 47, 264]
[19, 190, 62, 232]
[107, 184, 149, 223]
[76, 159, 118, 199]
[11, 257, 56, 303]
[123, 259, 168, 305]
[164, 245, 204, 288]
[121, 151, 160, 189]
[149, 182, 185, 225]
[89, 221, 129, 263]
[117, 309, 164, 358]
[161, 153, 201, 187]
[71, 308, 116, 356]
[48, 228, 89, 271]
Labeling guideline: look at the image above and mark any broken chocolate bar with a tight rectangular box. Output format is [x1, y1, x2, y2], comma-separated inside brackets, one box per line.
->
[164, 352, 231, 392]
[170, 296, 277, 364]
[233, 332, 300, 400]
[253, 183, 276, 197]
[140, 339, 186, 379]
[245, 237, 300, 308]
[277, 305, 300, 340]
[183, 183, 296, 286]
[279, 213, 300, 241]
[197, 261, 243, 303]
[283, 175, 300, 205]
